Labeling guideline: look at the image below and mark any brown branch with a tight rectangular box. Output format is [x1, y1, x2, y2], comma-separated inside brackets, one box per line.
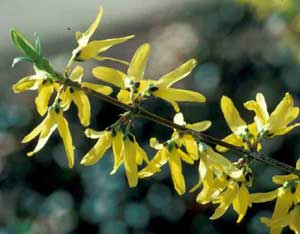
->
[66, 79, 300, 176]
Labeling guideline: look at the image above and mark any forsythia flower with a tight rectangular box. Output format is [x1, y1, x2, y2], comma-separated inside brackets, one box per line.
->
[217, 95, 260, 152]
[60, 66, 113, 126]
[92, 43, 206, 111]
[250, 161, 300, 234]
[21, 107, 74, 168]
[12, 68, 58, 116]
[72, 6, 134, 62]
[80, 128, 149, 187]
[194, 144, 253, 222]
[139, 113, 211, 195]
[244, 92, 300, 137]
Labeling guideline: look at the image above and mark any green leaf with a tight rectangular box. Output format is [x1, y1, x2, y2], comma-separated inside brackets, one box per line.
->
[11, 56, 32, 67]
[10, 28, 40, 62]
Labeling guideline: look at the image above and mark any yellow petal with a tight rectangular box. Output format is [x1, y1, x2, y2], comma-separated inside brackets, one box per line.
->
[76, 7, 103, 46]
[123, 138, 138, 187]
[153, 87, 206, 103]
[92, 66, 126, 89]
[72, 90, 91, 127]
[182, 134, 198, 160]
[26, 110, 57, 156]
[81, 82, 113, 95]
[69, 66, 84, 82]
[81, 131, 112, 165]
[272, 174, 298, 185]
[210, 181, 239, 220]
[297, 158, 300, 170]
[149, 137, 163, 150]
[268, 93, 299, 134]
[56, 111, 75, 168]
[233, 184, 250, 223]
[127, 43, 150, 81]
[177, 149, 194, 164]
[111, 130, 124, 174]
[22, 113, 50, 143]
[77, 36, 134, 60]
[138, 149, 168, 178]
[186, 121, 211, 132]
[12, 76, 40, 93]
[221, 96, 247, 134]
[290, 206, 300, 233]
[95, 56, 130, 66]
[84, 128, 103, 139]
[269, 187, 294, 234]
[155, 59, 197, 87]
[216, 133, 244, 152]
[272, 123, 300, 136]
[136, 142, 149, 165]
[250, 190, 278, 203]
[244, 93, 269, 125]
[35, 83, 54, 116]
[168, 151, 186, 195]
[117, 89, 131, 104]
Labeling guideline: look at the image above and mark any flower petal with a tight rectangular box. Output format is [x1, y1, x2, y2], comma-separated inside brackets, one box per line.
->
[123, 138, 138, 187]
[169, 151, 186, 195]
[35, 83, 54, 116]
[233, 184, 250, 223]
[81, 82, 113, 95]
[81, 131, 112, 165]
[153, 87, 206, 103]
[127, 43, 150, 81]
[187, 121, 211, 132]
[117, 89, 131, 104]
[56, 111, 75, 168]
[77, 36, 134, 60]
[111, 130, 124, 174]
[92, 66, 126, 89]
[210, 181, 239, 220]
[155, 59, 197, 87]
[138, 149, 168, 178]
[69, 66, 84, 82]
[72, 90, 91, 127]
[76, 7, 103, 46]
[250, 190, 278, 203]
[12, 76, 40, 93]
[26, 110, 57, 156]
[216, 133, 244, 152]
[221, 96, 247, 133]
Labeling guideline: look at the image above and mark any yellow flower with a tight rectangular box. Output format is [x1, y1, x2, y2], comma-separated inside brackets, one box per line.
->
[139, 113, 211, 195]
[193, 144, 252, 222]
[92, 43, 205, 111]
[12, 69, 58, 116]
[250, 166, 300, 234]
[81, 128, 149, 187]
[261, 205, 300, 234]
[21, 107, 74, 168]
[72, 6, 134, 62]
[244, 92, 300, 137]
[217, 96, 261, 152]
[60, 66, 113, 126]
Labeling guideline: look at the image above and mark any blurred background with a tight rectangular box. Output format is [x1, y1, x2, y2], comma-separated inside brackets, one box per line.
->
[1, 0, 300, 233]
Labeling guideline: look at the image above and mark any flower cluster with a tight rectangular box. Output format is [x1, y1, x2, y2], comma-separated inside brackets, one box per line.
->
[11, 6, 300, 234]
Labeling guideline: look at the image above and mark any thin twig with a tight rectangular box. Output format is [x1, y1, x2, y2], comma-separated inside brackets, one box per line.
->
[63, 79, 300, 176]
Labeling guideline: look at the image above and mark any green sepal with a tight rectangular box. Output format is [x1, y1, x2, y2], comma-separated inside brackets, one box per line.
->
[11, 56, 32, 67]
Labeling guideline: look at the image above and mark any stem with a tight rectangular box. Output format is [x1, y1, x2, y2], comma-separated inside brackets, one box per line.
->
[66, 79, 300, 176]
